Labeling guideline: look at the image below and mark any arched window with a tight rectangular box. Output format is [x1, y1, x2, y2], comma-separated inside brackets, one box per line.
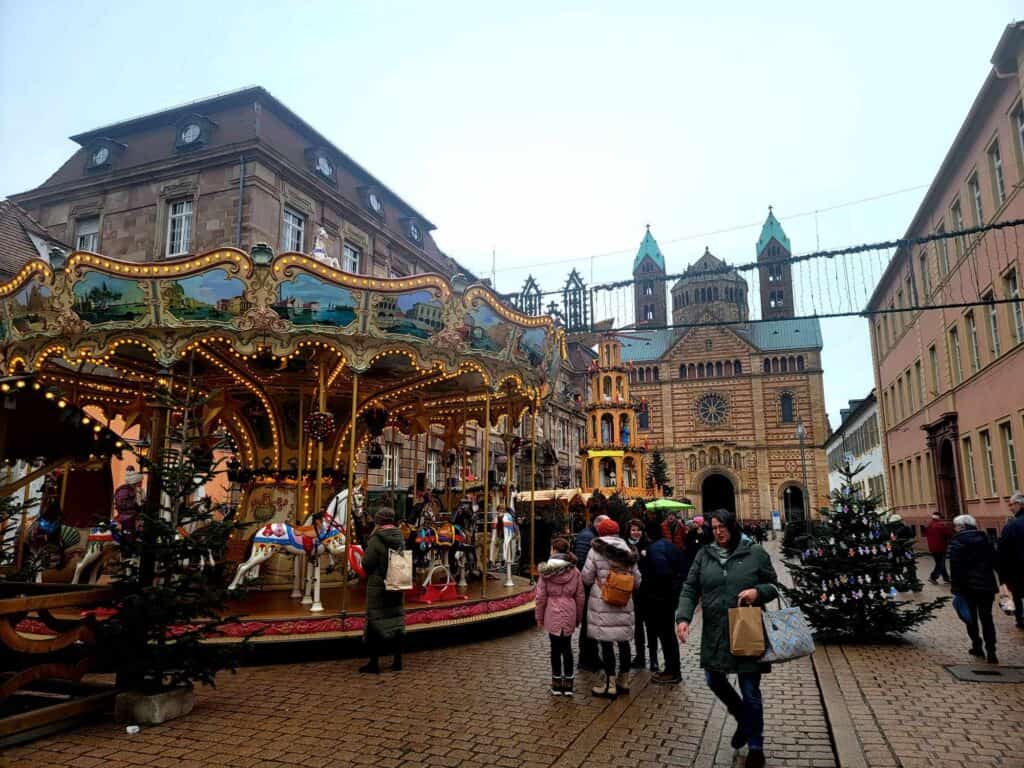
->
[797, 355, 805, 371]
[603, 376, 612, 399]
[725, 360, 733, 376]
[763, 359, 771, 374]
[688, 455, 697, 471]
[780, 393, 794, 423]
[772, 357, 780, 373]
[697, 363, 705, 378]
[734, 453, 742, 470]
[788, 356, 796, 371]
[715, 361, 724, 377]
[653, 367, 659, 381]
[638, 368, 645, 383]
[780, 357, 788, 373]
[679, 364, 687, 379]
[688, 364, 696, 379]
[734, 359, 742, 376]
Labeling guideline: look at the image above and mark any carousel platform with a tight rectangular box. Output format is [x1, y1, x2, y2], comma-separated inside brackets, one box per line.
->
[13, 576, 537, 656]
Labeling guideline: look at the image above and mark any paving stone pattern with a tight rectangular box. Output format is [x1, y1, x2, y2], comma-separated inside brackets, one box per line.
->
[4, 544, 1021, 768]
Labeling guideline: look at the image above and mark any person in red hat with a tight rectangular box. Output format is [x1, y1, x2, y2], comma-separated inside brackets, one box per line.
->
[581, 516, 642, 697]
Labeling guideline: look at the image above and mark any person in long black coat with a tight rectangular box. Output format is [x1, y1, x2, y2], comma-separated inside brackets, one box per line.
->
[949, 513, 999, 664]
[360, 507, 406, 673]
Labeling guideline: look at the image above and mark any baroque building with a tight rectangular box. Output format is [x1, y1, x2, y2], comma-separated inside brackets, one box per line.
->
[619, 220, 830, 522]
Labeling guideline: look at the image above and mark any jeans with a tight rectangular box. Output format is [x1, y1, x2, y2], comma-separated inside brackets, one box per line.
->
[929, 552, 949, 582]
[633, 597, 654, 664]
[705, 671, 764, 751]
[961, 591, 997, 653]
[549, 633, 573, 677]
[644, 601, 681, 676]
[600, 640, 631, 677]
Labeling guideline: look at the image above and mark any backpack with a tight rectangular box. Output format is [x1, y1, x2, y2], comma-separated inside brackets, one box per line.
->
[384, 546, 413, 592]
[600, 567, 635, 606]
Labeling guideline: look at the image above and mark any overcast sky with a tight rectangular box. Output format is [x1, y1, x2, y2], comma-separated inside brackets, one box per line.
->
[1, 1, 1019, 428]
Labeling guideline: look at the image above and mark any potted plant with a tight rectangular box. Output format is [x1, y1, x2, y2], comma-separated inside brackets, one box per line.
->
[97, 392, 243, 726]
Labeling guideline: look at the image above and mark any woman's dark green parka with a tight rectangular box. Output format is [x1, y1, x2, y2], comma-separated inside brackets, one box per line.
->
[362, 526, 407, 641]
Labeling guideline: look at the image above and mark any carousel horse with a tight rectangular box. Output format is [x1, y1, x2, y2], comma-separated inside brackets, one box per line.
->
[23, 479, 80, 582]
[227, 484, 364, 613]
[489, 508, 520, 587]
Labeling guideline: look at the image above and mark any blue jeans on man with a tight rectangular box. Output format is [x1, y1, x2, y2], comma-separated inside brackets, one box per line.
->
[705, 670, 764, 750]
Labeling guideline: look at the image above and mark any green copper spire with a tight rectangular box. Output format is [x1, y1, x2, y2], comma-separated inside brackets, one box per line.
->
[756, 206, 791, 255]
[633, 225, 665, 273]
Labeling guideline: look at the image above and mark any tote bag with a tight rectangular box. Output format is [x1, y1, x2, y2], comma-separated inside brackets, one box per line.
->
[385, 547, 413, 591]
[761, 595, 815, 663]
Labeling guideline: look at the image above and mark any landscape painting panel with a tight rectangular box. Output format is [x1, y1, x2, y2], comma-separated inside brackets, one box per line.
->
[276, 273, 358, 328]
[73, 272, 149, 325]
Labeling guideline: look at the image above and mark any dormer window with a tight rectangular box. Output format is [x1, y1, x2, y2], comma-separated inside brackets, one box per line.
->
[85, 139, 123, 172]
[174, 114, 214, 152]
[406, 219, 423, 244]
[360, 187, 385, 218]
[304, 147, 337, 183]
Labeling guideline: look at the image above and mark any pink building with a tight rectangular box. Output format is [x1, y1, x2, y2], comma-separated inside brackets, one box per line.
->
[867, 22, 1024, 536]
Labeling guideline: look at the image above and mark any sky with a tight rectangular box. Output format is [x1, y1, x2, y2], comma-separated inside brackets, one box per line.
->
[1, 1, 1020, 428]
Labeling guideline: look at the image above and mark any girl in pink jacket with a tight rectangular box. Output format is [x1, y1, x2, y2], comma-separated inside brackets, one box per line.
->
[536, 537, 585, 696]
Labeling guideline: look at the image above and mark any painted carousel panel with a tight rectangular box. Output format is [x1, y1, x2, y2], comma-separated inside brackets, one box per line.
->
[463, 301, 511, 356]
[160, 268, 250, 324]
[370, 288, 444, 340]
[516, 326, 550, 368]
[7, 281, 52, 336]
[275, 273, 359, 328]
[71, 272, 150, 326]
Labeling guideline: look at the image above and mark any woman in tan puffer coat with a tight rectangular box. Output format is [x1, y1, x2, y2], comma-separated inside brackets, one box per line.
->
[581, 518, 641, 697]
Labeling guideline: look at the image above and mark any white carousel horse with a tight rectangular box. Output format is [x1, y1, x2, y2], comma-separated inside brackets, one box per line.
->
[487, 509, 520, 586]
[227, 484, 364, 613]
[310, 227, 341, 270]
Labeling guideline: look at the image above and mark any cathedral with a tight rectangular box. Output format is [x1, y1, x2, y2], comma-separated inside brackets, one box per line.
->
[620, 211, 830, 523]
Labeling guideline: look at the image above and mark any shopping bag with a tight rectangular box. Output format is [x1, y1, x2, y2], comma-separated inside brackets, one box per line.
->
[728, 603, 766, 657]
[761, 596, 815, 663]
[998, 585, 1014, 616]
[952, 594, 973, 623]
[385, 547, 413, 591]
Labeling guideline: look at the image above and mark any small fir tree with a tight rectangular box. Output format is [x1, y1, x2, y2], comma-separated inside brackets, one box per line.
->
[782, 464, 947, 641]
[98, 391, 243, 693]
[647, 450, 670, 494]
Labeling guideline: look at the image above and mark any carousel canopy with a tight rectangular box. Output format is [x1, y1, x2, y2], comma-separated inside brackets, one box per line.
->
[0, 247, 565, 472]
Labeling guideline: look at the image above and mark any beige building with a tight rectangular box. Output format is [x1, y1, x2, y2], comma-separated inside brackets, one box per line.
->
[622, 221, 830, 523]
[867, 22, 1024, 535]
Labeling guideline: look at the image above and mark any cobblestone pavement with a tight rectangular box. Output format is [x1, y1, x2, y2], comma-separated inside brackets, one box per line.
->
[4, 544, 1022, 768]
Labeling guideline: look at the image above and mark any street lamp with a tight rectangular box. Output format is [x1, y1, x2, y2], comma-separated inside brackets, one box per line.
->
[796, 420, 809, 530]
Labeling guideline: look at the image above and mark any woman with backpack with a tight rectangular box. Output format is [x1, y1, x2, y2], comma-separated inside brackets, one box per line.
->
[535, 538, 585, 695]
[360, 507, 406, 674]
[581, 517, 642, 697]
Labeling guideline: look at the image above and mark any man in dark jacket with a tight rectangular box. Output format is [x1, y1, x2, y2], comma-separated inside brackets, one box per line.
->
[997, 492, 1024, 628]
[573, 515, 605, 671]
[644, 520, 684, 684]
[925, 512, 953, 584]
[949, 514, 999, 663]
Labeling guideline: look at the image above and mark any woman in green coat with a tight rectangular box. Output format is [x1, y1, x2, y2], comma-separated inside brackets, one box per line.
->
[359, 507, 406, 674]
[675, 508, 778, 768]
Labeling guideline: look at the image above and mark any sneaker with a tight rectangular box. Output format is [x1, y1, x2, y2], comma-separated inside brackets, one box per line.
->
[745, 749, 766, 768]
[651, 671, 682, 685]
[550, 676, 563, 696]
[563, 676, 575, 696]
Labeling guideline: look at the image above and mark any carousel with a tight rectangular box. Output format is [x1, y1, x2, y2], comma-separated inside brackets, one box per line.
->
[0, 233, 564, 645]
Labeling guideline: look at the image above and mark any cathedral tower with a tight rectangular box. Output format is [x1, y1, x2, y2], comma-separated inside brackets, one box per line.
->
[633, 226, 667, 328]
[756, 207, 794, 320]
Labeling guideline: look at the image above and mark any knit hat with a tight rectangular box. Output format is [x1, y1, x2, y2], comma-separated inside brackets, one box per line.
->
[375, 507, 396, 525]
[693, 515, 705, 526]
[595, 517, 619, 537]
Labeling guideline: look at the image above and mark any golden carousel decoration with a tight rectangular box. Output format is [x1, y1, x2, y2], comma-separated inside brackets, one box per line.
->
[0, 235, 565, 643]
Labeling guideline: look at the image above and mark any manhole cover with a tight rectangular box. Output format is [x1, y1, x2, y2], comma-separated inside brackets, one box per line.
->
[946, 664, 1024, 683]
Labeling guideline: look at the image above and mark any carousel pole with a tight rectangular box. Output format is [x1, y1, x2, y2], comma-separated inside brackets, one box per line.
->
[342, 371, 359, 615]
[481, 390, 490, 598]
[530, 398, 537, 584]
[295, 388, 305, 522]
[314, 364, 326, 516]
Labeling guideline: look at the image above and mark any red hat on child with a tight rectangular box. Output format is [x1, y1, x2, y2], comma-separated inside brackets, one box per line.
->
[595, 517, 619, 537]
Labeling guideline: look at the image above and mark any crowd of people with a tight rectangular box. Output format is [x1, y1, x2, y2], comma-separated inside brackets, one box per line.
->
[537, 507, 777, 768]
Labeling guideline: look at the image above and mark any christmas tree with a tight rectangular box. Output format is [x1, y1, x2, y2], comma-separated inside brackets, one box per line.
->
[647, 450, 670, 495]
[782, 464, 947, 641]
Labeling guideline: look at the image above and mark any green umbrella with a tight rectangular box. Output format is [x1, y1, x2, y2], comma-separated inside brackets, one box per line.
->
[646, 498, 694, 511]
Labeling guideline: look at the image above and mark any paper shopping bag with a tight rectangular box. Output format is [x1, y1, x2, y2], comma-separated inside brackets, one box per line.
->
[728, 605, 766, 656]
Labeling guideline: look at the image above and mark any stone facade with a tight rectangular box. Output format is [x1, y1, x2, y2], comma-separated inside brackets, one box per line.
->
[866, 23, 1024, 536]
[622, 224, 830, 523]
